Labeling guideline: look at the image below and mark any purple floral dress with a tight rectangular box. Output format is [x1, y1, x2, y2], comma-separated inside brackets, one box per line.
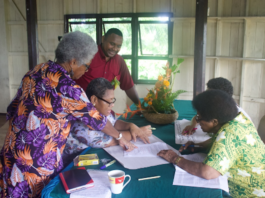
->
[0, 61, 107, 198]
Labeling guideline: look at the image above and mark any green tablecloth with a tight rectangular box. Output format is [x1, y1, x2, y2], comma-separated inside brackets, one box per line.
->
[47, 100, 224, 198]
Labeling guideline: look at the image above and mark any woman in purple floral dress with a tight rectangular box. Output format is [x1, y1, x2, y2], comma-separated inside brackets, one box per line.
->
[0, 31, 136, 198]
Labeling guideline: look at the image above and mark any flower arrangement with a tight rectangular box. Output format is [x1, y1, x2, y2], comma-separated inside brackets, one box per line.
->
[141, 58, 186, 114]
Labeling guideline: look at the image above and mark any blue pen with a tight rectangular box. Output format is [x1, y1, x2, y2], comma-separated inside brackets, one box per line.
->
[100, 160, 116, 170]
[182, 144, 201, 148]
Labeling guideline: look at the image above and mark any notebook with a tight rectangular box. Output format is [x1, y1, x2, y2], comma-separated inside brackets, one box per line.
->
[59, 167, 94, 194]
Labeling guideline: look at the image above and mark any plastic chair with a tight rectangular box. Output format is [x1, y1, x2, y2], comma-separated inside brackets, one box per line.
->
[258, 115, 265, 143]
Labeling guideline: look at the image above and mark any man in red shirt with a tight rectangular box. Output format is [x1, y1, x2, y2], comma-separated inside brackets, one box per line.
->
[75, 28, 140, 104]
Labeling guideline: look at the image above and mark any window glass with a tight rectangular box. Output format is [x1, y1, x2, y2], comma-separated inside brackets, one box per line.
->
[69, 18, 96, 22]
[103, 17, 131, 21]
[138, 17, 169, 21]
[138, 59, 167, 80]
[104, 23, 132, 55]
[69, 24, 97, 42]
[124, 59, 131, 74]
[138, 23, 168, 55]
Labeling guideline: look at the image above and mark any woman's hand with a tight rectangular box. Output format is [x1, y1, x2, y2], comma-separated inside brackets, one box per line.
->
[118, 137, 137, 152]
[179, 141, 196, 152]
[130, 124, 151, 144]
[157, 150, 179, 164]
[181, 125, 197, 135]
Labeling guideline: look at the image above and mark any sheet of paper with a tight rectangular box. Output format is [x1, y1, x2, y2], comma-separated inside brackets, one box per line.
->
[70, 170, 111, 198]
[173, 153, 229, 192]
[175, 119, 211, 144]
[104, 135, 181, 170]
[124, 142, 169, 157]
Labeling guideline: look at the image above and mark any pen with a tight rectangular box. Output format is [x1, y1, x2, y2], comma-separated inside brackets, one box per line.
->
[184, 128, 197, 133]
[100, 160, 116, 170]
[150, 127, 156, 130]
[182, 144, 201, 148]
[138, 176, 160, 181]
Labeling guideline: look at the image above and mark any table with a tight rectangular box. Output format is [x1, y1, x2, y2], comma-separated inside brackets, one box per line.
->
[42, 100, 227, 198]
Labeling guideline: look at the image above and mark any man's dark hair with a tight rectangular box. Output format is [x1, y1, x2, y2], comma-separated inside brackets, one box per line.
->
[86, 78, 113, 100]
[207, 77, 233, 97]
[104, 28, 123, 38]
[192, 90, 238, 125]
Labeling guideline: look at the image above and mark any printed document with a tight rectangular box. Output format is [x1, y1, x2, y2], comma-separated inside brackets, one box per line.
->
[175, 119, 211, 144]
[173, 153, 229, 192]
[124, 142, 169, 157]
[104, 135, 181, 169]
[70, 169, 111, 198]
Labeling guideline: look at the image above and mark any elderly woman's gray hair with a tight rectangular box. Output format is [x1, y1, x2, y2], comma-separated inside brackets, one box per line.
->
[55, 31, 97, 66]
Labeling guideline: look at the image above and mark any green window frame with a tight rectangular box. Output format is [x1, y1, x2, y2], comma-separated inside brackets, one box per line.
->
[64, 13, 173, 84]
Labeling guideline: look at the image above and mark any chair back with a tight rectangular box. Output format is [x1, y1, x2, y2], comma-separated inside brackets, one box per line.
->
[258, 115, 265, 143]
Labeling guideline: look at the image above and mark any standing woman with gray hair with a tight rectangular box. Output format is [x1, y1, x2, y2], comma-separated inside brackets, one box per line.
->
[0, 31, 136, 198]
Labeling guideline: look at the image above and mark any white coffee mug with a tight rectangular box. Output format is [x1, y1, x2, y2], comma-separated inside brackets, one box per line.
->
[108, 170, 131, 194]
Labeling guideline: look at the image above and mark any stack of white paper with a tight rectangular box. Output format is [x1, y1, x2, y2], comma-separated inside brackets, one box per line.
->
[173, 153, 229, 192]
[70, 170, 111, 198]
[175, 119, 211, 144]
[104, 135, 181, 169]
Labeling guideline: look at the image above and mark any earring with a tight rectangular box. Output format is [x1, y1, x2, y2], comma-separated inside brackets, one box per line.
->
[93, 103, 95, 106]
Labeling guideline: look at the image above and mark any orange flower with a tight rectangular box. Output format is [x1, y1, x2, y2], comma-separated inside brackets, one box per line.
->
[144, 97, 148, 102]
[155, 81, 162, 89]
[158, 75, 163, 81]
[163, 80, 170, 87]
[148, 101, 152, 106]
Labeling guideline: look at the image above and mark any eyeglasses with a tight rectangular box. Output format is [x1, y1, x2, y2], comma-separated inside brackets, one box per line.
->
[84, 64, 90, 72]
[97, 96, 116, 106]
[195, 114, 204, 122]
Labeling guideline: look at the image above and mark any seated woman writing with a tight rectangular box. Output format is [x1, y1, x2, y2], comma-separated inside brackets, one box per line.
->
[63, 78, 152, 159]
[158, 90, 265, 198]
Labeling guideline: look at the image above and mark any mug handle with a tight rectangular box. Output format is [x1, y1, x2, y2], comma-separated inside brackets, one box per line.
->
[122, 175, 131, 189]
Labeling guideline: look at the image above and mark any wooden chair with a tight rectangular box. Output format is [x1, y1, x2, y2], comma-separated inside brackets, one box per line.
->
[258, 115, 265, 144]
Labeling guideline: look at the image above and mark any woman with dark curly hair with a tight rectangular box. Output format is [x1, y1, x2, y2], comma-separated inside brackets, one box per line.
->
[158, 90, 265, 198]
[182, 77, 252, 135]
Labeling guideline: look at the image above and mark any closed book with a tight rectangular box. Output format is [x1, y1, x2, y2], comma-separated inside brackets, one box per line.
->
[59, 167, 94, 194]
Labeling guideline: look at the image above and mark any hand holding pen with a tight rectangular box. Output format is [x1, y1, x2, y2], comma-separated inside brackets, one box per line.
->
[179, 141, 201, 152]
[181, 125, 197, 135]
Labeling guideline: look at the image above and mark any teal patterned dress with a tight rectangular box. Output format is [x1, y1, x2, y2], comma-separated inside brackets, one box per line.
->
[204, 112, 265, 197]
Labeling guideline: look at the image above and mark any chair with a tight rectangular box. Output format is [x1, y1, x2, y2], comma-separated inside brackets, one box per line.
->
[258, 115, 265, 144]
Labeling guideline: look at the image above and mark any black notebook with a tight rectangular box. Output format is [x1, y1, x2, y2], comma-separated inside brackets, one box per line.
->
[59, 167, 94, 194]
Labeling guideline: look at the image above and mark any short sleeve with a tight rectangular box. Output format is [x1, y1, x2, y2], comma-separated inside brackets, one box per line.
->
[62, 83, 107, 131]
[203, 129, 239, 175]
[118, 57, 134, 90]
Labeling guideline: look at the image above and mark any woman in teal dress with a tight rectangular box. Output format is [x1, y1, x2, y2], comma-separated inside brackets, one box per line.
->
[158, 90, 265, 197]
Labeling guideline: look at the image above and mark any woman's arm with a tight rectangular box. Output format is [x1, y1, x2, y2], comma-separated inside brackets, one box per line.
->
[114, 120, 151, 143]
[157, 150, 221, 180]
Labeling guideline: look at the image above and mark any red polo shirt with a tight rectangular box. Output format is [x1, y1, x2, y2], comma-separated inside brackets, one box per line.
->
[75, 45, 134, 92]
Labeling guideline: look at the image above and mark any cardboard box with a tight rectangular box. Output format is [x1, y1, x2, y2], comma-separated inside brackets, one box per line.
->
[74, 154, 99, 166]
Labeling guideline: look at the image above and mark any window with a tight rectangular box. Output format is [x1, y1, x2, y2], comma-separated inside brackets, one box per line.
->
[64, 13, 173, 84]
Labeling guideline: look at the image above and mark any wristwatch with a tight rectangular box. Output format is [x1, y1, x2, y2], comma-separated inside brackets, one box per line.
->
[175, 156, 182, 165]
[116, 132, 122, 140]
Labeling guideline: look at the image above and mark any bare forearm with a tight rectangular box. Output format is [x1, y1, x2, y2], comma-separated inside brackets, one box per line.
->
[176, 158, 220, 180]
[125, 86, 140, 104]
[114, 120, 133, 131]
[101, 120, 120, 139]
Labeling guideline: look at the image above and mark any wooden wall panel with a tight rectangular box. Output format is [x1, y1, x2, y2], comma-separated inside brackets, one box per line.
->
[248, 0, 265, 16]
[173, 0, 195, 17]
[206, 21, 216, 56]
[38, 0, 64, 20]
[8, 55, 28, 87]
[101, 0, 132, 13]
[64, 0, 97, 14]
[205, 59, 215, 85]
[9, 25, 27, 52]
[220, 22, 244, 57]
[208, 0, 218, 16]
[219, 60, 242, 96]
[38, 24, 64, 52]
[136, 0, 170, 13]
[221, 0, 246, 16]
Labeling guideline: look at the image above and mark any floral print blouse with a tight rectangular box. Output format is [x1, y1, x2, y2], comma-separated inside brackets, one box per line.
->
[204, 113, 265, 197]
[0, 61, 107, 198]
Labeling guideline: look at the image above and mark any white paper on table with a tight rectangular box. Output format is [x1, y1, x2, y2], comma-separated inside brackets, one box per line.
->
[104, 135, 181, 170]
[124, 142, 169, 157]
[175, 119, 211, 144]
[70, 169, 111, 198]
[173, 153, 229, 192]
